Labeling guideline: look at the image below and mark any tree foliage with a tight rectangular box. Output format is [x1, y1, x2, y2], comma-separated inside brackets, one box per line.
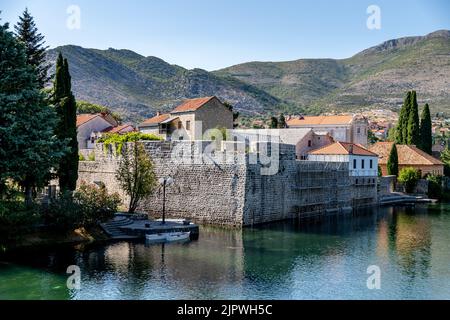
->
[278, 114, 287, 128]
[387, 143, 399, 176]
[14, 8, 51, 88]
[0, 20, 66, 204]
[398, 167, 421, 193]
[53, 53, 78, 192]
[76, 100, 122, 123]
[407, 91, 420, 146]
[115, 141, 157, 213]
[419, 103, 432, 154]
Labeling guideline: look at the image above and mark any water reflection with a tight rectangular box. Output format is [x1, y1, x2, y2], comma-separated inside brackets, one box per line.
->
[0, 204, 449, 299]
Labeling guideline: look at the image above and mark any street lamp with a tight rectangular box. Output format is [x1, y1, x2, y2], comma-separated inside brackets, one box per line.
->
[159, 177, 174, 224]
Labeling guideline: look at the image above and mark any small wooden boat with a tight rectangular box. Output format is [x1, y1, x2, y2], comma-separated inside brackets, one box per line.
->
[145, 232, 190, 243]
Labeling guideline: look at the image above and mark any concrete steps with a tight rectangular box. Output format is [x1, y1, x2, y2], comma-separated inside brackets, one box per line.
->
[100, 216, 137, 239]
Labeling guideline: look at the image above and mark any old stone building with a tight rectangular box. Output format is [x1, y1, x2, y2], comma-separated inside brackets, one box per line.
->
[286, 114, 369, 146]
[78, 139, 378, 227]
[138, 96, 234, 140]
[369, 142, 444, 177]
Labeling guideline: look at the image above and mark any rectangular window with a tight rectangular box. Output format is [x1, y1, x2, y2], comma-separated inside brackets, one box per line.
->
[353, 159, 357, 169]
[178, 121, 182, 130]
[370, 159, 373, 169]
[308, 140, 312, 147]
[186, 120, 191, 130]
[361, 159, 365, 169]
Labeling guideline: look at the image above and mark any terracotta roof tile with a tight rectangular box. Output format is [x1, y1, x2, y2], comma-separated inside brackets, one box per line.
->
[102, 124, 134, 134]
[76, 114, 100, 127]
[139, 113, 171, 126]
[171, 96, 215, 113]
[287, 115, 354, 126]
[368, 142, 443, 165]
[309, 141, 378, 156]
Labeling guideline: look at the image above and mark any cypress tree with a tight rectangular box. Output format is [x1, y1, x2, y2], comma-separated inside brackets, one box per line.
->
[396, 91, 411, 144]
[14, 8, 50, 88]
[407, 91, 420, 146]
[419, 103, 432, 154]
[278, 114, 287, 128]
[387, 143, 399, 177]
[270, 116, 278, 129]
[54, 53, 78, 192]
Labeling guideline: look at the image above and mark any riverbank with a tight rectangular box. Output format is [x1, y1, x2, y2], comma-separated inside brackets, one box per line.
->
[0, 226, 109, 253]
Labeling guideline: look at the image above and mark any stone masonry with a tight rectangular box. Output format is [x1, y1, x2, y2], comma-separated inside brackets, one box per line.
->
[78, 141, 377, 227]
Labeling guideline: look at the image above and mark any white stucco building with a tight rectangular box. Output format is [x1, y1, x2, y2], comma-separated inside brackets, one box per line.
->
[308, 141, 379, 177]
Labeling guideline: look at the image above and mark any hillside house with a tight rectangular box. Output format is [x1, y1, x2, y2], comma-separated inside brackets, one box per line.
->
[369, 142, 444, 177]
[286, 115, 369, 146]
[76, 113, 134, 149]
[138, 96, 233, 140]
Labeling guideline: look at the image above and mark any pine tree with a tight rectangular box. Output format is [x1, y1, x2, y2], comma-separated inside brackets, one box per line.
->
[407, 91, 420, 145]
[396, 91, 411, 144]
[14, 8, 50, 88]
[54, 53, 78, 192]
[0, 20, 66, 204]
[387, 143, 399, 177]
[419, 103, 432, 154]
[278, 114, 287, 128]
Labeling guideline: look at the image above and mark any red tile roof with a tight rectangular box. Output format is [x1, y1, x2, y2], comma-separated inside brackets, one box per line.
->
[76, 114, 99, 127]
[368, 142, 443, 165]
[102, 124, 134, 134]
[309, 141, 378, 156]
[171, 96, 215, 113]
[287, 115, 354, 126]
[139, 113, 171, 126]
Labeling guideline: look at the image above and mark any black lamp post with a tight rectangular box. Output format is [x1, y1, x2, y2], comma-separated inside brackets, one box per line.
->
[159, 177, 174, 224]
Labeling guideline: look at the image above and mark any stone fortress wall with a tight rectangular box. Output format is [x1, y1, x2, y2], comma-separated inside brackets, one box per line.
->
[78, 140, 377, 227]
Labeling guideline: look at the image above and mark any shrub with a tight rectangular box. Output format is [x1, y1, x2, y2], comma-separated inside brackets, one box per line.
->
[43, 192, 83, 232]
[74, 181, 121, 226]
[79, 153, 85, 161]
[398, 167, 421, 193]
[0, 201, 40, 239]
[426, 174, 443, 199]
[88, 152, 95, 161]
[98, 132, 162, 154]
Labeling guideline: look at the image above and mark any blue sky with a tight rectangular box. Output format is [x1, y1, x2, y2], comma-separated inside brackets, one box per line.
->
[1, 0, 449, 70]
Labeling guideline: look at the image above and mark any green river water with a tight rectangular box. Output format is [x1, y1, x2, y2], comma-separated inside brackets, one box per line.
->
[1, 204, 449, 300]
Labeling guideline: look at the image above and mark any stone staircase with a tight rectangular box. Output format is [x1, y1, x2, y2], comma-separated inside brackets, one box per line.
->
[100, 215, 138, 239]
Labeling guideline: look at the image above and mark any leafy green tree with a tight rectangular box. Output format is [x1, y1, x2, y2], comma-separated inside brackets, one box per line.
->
[76, 100, 122, 123]
[419, 103, 432, 154]
[14, 8, 50, 88]
[440, 147, 450, 177]
[367, 130, 379, 144]
[53, 53, 78, 191]
[387, 143, 399, 176]
[407, 91, 420, 146]
[0, 20, 66, 204]
[270, 116, 278, 129]
[396, 91, 411, 144]
[115, 141, 157, 213]
[278, 114, 287, 128]
[398, 167, 421, 193]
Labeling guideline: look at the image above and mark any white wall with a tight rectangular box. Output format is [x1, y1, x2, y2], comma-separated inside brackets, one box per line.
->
[77, 117, 112, 149]
[307, 154, 378, 177]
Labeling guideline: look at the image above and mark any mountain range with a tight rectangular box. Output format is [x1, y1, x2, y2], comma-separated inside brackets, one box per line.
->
[47, 30, 450, 122]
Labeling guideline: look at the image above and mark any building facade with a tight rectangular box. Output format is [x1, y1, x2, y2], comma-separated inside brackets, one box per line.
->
[138, 96, 234, 140]
[286, 115, 369, 146]
[369, 142, 444, 177]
